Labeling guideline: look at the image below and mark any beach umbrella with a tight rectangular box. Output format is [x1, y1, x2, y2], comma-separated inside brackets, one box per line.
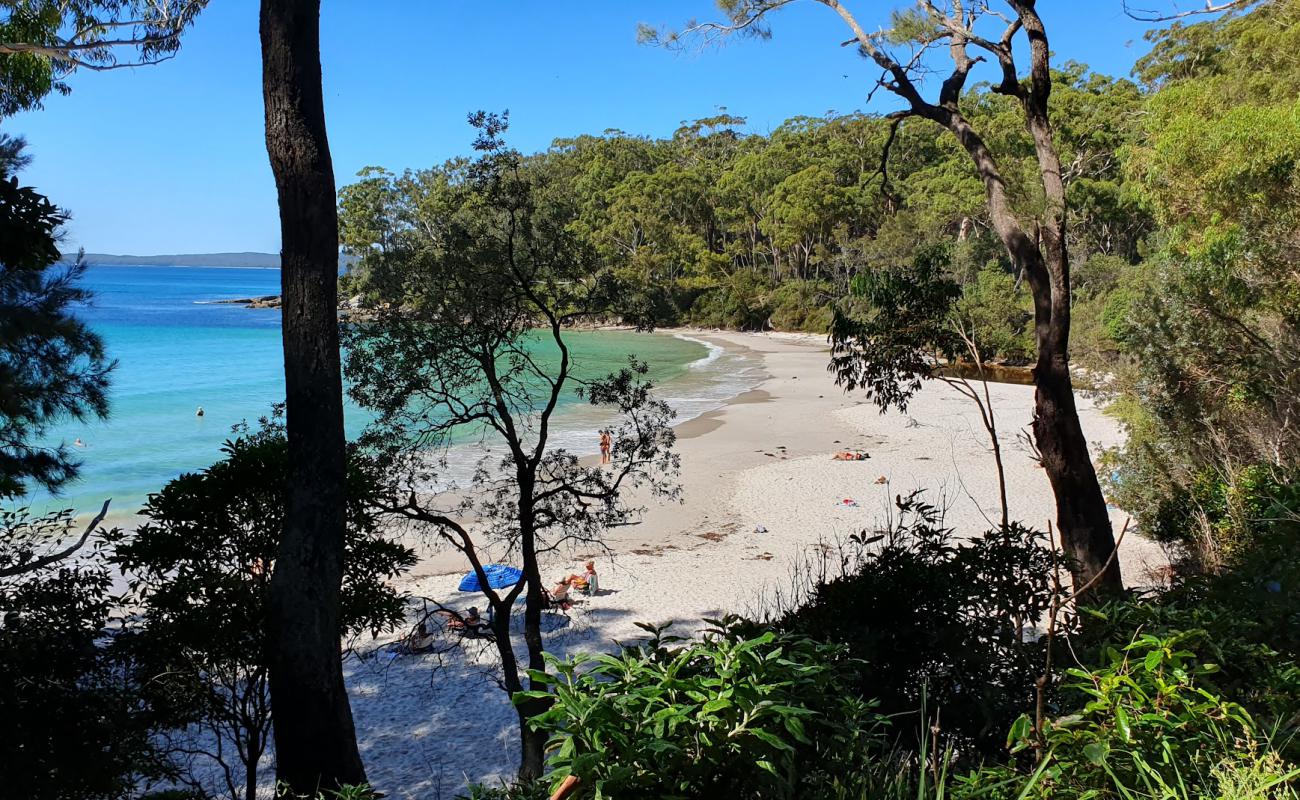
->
[458, 564, 523, 592]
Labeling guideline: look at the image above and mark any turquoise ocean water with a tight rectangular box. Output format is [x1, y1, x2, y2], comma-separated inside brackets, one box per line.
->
[30, 265, 760, 522]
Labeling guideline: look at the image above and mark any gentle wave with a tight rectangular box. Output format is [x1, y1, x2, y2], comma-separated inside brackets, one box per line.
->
[433, 339, 764, 490]
[675, 334, 725, 369]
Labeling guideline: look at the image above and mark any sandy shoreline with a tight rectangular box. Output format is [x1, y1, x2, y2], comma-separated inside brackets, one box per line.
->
[332, 329, 1166, 799]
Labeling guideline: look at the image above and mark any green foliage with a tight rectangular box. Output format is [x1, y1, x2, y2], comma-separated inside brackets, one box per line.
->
[0, 507, 173, 799]
[457, 781, 550, 800]
[0, 163, 113, 498]
[1031, 633, 1266, 798]
[952, 264, 1034, 363]
[522, 616, 886, 799]
[768, 279, 834, 332]
[109, 415, 415, 799]
[343, 116, 682, 779]
[340, 65, 1145, 336]
[0, 13, 61, 117]
[777, 492, 1053, 758]
[277, 785, 384, 800]
[829, 246, 961, 411]
[1107, 1, 1300, 565]
[686, 270, 777, 330]
[0, 1, 207, 117]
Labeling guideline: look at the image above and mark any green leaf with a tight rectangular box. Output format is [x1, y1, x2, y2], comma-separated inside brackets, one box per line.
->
[1007, 713, 1033, 747]
[1114, 706, 1132, 743]
[748, 729, 794, 753]
[702, 697, 733, 718]
[1083, 742, 1109, 765]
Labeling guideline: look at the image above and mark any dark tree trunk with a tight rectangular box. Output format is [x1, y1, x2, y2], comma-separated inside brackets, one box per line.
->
[517, 495, 550, 780]
[245, 730, 259, 800]
[945, 109, 1123, 599]
[843, 0, 1123, 600]
[1032, 352, 1121, 593]
[259, 0, 366, 793]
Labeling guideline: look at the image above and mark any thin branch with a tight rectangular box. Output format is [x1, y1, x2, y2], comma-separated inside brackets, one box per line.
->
[0, 499, 110, 578]
[1122, 0, 1254, 21]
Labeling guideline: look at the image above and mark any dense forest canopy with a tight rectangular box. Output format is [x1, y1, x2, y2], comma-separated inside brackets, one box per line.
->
[341, 63, 1146, 358]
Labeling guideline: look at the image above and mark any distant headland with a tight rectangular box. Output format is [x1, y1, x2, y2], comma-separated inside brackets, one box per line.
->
[62, 251, 282, 268]
[60, 252, 355, 269]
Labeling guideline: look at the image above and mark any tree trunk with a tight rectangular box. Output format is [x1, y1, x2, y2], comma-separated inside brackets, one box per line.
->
[1033, 351, 1121, 593]
[517, 500, 551, 780]
[938, 110, 1122, 600]
[260, 0, 366, 793]
[245, 730, 259, 800]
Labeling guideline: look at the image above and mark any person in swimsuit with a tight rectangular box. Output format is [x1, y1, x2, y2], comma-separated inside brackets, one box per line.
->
[832, 451, 869, 461]
[599, 430, 612, 464]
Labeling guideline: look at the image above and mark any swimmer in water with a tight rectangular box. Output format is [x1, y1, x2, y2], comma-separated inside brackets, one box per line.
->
[73, 438, 85, 448]
[196, 406, 205, 417]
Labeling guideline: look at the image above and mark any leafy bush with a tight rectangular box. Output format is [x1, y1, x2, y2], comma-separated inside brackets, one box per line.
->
[768, 279, 834, 332]
[109, 415, 416, 800]
[1078, 550, 1300, 761]
[951, 263, 1034, 363]
[686, 271, 776, 330]
[1031, 632, 1270, 797]
[776, 493, 1053, 757]
[0, 508, 174, 799]
[521, 617, 886, 799]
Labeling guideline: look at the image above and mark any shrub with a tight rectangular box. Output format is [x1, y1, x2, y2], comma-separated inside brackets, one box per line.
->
[768, 279, 834, 332]
[521, 617, 886, 799]
[776, 493, 1053, 758]
[987, 630, 1299, 799]
[0, 508, 174, 799]
[951, 263, 1034, 363]
[109, 415, 416, 800]
[686, 271, 776, 330]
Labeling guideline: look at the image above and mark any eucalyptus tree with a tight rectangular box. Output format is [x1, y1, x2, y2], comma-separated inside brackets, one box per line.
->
[341, 115, 680, 780]
[258, 0, 364, 792]
[646, 0, 1122, 596]
[0, 0, 207, 116]
[1109, 0, 1300, 563]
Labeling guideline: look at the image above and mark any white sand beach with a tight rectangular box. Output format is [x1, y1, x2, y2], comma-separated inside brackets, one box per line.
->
[333, 330, 1167, 799]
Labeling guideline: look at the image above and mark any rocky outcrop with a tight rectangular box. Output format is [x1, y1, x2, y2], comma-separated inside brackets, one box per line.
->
[213, 295, 283, 309]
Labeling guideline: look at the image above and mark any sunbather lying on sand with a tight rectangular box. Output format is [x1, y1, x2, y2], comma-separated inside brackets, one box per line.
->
[437, 607, 489, 636]
[832, 451, 870, 461]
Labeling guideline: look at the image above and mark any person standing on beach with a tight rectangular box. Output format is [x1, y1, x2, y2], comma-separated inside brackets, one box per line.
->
[599, 430, 612, 464]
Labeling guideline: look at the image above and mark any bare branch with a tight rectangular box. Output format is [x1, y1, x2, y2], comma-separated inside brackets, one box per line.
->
[1122, 0, 1255, 22]
[0, 499, 110, 578]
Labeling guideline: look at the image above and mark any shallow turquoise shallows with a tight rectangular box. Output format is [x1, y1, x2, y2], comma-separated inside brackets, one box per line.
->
[28, 265, 758, 521]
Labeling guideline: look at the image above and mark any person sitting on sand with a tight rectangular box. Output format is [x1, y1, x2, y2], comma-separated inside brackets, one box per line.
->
[407, 615, 438, 652]
[832, 451, 869, 461]
[436, 606, 489, 638]
[549, 578, 574, 609]
[569, 561, 598, 594]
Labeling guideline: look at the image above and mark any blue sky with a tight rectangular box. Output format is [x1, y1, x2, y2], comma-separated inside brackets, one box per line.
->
[4, 1, 1161, 254]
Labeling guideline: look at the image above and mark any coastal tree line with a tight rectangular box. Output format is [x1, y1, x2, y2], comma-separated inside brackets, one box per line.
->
[1, 0, 1299, 798]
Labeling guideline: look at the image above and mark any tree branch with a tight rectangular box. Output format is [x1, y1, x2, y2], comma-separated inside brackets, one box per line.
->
[0, 499, 110, 578]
